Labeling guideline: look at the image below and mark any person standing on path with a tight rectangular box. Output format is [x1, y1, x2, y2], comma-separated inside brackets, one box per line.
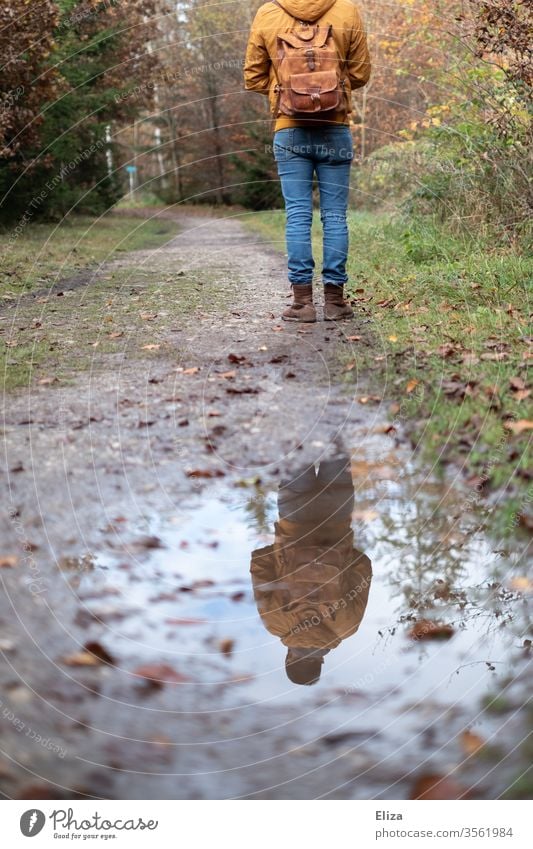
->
[244, 0, 371, 322]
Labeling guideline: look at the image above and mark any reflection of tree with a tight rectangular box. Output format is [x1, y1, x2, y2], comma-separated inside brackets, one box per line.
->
[242, 489, 275, 537]
[361, 472, 527, 640]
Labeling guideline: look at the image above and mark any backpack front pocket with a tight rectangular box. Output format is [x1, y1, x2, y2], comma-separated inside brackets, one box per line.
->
[288, 70, 340, 114]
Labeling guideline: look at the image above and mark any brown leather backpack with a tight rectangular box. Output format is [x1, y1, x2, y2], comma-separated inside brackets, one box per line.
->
[272, 0, 345, 117]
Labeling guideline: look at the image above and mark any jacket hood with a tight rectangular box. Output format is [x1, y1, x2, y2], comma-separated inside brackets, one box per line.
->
[275, 0, 338, 23]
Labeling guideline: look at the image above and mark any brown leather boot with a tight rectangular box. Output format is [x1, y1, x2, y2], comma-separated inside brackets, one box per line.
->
[323, 283, 354, 320]
[282, 284, 316, 323]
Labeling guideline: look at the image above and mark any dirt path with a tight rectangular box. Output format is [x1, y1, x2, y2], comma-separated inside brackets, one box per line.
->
[1, 211, 530, 800]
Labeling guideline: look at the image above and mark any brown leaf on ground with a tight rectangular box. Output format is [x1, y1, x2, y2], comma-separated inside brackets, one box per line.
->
[141, 344, 160, 351]
[84, 641, 115, 665]
[132, 535, 164, 550]
[226, 387, 259, 395]
[480, 351, 507, 361]
[166, 617, 207, 626]
[228, 353, 246, 364]
[410, 773, 470, 800]
[219, 638, 235, 657]
[346, 335, 361, 342]
[408, 619, 454, 641]
[437, 343, 457, 358]
[181, 366, 199, 375]
[218, 370, 236, 379]
[460, 730, 485, 755]
[133, 663, 189, 686]
[358, 395, 381, 404]
[514, 389, 531, 401]
[504, 419, 533, 435]
[62, 651, 102, 667]
[373, 423, 397, 435]
[0, 555, 18, 568]
[406, 378, 419, 393]
[509, 376, 526, 391]
[441, 378, 477, 399]
[186, 469, 225, 478]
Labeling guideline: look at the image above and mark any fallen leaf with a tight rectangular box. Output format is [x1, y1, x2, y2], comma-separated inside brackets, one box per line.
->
[228, 353, 246, 364]
[408, 619, 454, 641]
[358, 395, 380, 404]
[141, 344, 160, 351]
[437, 343, 457, 358]
[346, 335, 361, 342]
[406, 378, 419, 394]
[410, 773, 470, 800]
[133, 663, 188, 686]
[139, 312, 157, 321]
[480, 351, 507, 361]
[509, 376, 526, 391]
[83, 641, 115, 665]
[0, 555, 18, 568]
[181, 366, 199, 375]
[219, 638, 235, 657]
[38, 376, 58, 385]
[373, 423, 396, 435]
[218, 370, 236, 379]
[504, 419, 533, 435]
[460, 730, 485, 755]
[186, 469, 225, 478]
[514, 389, 531, 401]
[62, 651, 101, 667]
[518, 513, 533, 531]
[132, 535, 164, 550]
[388, 334, 398, 342]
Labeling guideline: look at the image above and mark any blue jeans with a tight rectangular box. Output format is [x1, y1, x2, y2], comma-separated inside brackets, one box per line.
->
[273, 126, 353, 286]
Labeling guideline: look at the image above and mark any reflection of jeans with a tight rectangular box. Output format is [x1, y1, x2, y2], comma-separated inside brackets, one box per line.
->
[273, 126, 353, 286]
[278, 459, 354, 525]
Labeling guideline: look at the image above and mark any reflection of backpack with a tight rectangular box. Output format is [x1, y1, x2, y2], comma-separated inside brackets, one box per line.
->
[272, 0, 345, 117]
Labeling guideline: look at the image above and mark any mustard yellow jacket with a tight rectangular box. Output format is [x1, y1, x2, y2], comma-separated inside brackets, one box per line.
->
[251, 519, 372, 649]
[244, 0, 371, 131]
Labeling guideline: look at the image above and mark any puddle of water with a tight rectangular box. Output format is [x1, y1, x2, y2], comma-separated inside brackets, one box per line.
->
[77, 444, 530, 763]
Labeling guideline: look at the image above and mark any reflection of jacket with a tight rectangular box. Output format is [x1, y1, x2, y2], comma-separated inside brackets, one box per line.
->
[244, 0, 371, 131]
[251, 518, 371, 649]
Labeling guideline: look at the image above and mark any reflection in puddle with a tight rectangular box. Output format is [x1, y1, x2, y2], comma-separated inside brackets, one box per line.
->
[82, 437, 530, 795]
[251, 453, 372, 685]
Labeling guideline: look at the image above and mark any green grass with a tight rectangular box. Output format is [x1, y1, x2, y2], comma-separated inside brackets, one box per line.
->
[245, 209, 532, 532]
[0, 212, 180, 298]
